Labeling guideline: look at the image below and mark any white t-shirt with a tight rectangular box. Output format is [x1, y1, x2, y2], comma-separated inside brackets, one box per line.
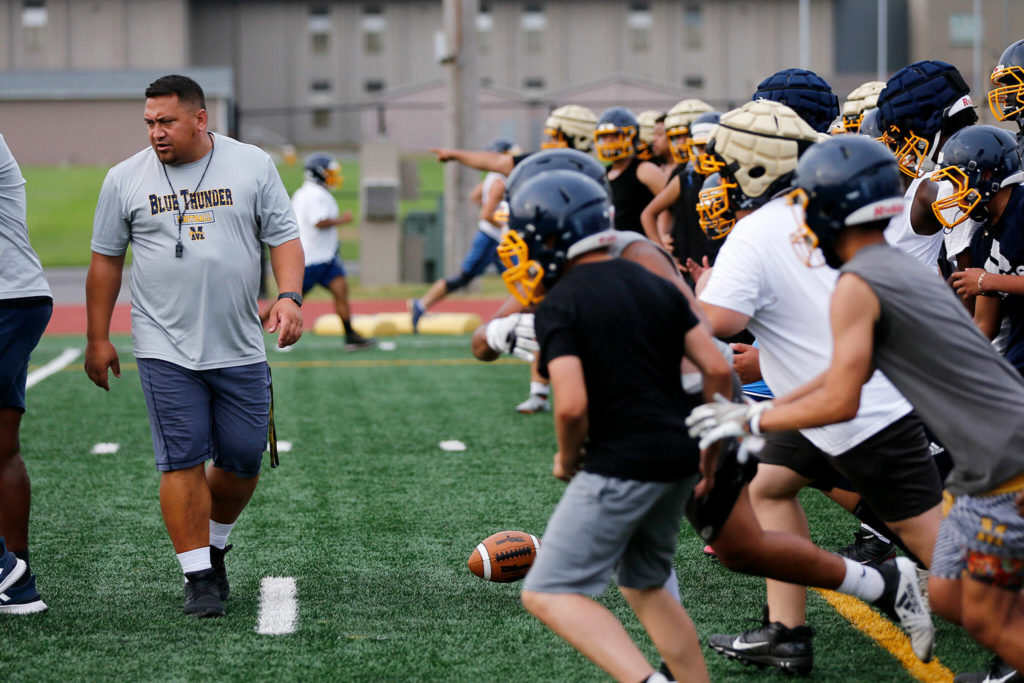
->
[476, 171, 505, 242]
[884, 176, 944, 268]
[292, 180, 340, 265]
[700, 197, 912, 455]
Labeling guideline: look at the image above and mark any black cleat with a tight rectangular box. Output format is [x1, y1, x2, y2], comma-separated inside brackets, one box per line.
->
[344, 331, 378, 351]
[209, 544, 232, 601]
[183, 568, 225, 618]
[708, 606, 813, 675]
[871, 557, 934, 662]
[838, 524, 897, 564]
[953, 657, 1023, 683]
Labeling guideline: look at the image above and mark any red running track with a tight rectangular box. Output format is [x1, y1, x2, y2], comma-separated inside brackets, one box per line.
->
[45, 298, 505, 336]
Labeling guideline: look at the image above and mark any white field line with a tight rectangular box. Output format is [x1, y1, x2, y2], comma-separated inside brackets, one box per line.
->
[256, 576, 298, 635]
[26, 347, 81, 389]
[90, 443, 120, 455]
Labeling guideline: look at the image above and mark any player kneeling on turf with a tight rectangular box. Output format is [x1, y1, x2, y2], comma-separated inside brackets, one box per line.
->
[502, 169, 733, 682]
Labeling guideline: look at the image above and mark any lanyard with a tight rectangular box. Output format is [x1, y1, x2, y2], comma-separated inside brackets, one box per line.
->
[161, 132, 215, 258]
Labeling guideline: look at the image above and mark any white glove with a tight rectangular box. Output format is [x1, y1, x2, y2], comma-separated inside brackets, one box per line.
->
[685, 396, 774, 450]
[485, 314, 538, 362]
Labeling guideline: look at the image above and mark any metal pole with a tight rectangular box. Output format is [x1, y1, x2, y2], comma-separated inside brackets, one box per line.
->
[799, 0, 810, 69]
[877, 0, 888, 81]
[442, 0, 480, 279]
[973, 0, 983, 103]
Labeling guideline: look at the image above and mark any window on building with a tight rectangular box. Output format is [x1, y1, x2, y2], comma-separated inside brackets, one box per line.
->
[684, 75, 704, 89]
[21, 0, 46, 52]
[311, 80, 332, 92]
[363, 6, 385, 55]
[629, 3, 652, 53]
[684, 4, 702, 50]
[949, 13, 976, 47]
[311, 32, 330, 54]
[524, 77, 545, 90]
[365, 79, 386, 93]
[308, 5, 330, 33]
[313, 108, 331, 129]
[477, 2, 493, 54]
[522, 4, 546, 53]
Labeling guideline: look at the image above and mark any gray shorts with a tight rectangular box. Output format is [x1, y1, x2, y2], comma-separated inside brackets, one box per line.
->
[137, 358, 270, 477]
[931, 490, 1024, 588]
[522, 470, 699, 595]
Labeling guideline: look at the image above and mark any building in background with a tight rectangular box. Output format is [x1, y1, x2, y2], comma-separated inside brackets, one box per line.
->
[1, 0, 1022, 161]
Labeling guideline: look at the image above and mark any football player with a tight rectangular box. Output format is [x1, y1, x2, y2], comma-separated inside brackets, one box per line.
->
[692, 100, 942, 673]
[507, 169, 730, 683]
[293, 152, 376, 351]
[989, 39, 1024, 158]
[689, 133, 1024, 679]
[752, 68, 840, 135]
[840, 81, 886, 134]
[593, 107, 666, 235]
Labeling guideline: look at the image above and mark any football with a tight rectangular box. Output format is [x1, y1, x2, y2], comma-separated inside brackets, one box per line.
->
[467, 530, 541, 583]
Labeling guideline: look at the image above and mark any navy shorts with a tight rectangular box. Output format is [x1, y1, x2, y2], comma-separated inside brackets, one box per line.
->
[0, 304, 52, 411]
[302, 256, 346, 294]
[137, 358, 271, 477]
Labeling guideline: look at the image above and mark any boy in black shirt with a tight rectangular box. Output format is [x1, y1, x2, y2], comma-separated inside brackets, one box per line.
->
[502, 170, 732, 682]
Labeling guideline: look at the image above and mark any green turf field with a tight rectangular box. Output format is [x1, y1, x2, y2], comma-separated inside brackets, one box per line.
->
[5, 334, 993, 681]
[23, 155, 445, 268]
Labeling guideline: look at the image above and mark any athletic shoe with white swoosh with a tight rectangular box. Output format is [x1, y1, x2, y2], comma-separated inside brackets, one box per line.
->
[708, 605, 814, 675]
[0, 538, 26, 596]
[953, 658, 1023, 683]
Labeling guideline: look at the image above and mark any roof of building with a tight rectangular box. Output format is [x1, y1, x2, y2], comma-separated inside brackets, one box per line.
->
[0, 67, 233, 100]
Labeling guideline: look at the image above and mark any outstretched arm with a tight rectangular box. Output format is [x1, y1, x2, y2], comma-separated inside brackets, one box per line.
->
[429, 148, 514, 175]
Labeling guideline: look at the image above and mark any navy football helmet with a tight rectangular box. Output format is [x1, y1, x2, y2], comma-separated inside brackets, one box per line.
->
[304, 152, 342, 189]
[484, 137, 522, 155]
[505, 148, 611, 200]
[752, 68, 840, 134]
[930, 125, 1024, 228]
[989, 39, 1024, 124]
[876, 60, 977, 177]
[593, 107, 640, 163]
[788, 136, 905, 268]
[498, 170, 614, 305]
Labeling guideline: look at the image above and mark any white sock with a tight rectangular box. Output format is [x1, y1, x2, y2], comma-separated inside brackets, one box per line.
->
[177, 547, 212, 575]
[210, 520, 235, 550]
[837, 557, 885, 602]
[530, 381, 549, 397]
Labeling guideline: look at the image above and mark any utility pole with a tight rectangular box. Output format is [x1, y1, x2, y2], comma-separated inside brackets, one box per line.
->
[441, 0, 480, 279]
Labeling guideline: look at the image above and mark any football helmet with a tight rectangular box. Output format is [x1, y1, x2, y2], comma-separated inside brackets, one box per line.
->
[788, 136, 905, 268]
[752, 68, 840, 134]
[499, 170, 614, 305]
[304, 152, 342, 189]
[989, 39, 1024, 123]
[930, 124, 1024, 228]
[665, 98, 714, 164]
[504, 148, 611, 200]
[541, 104, 597, 152]
[695, 100, 819, 218]
[484, 137, 523, 155]
[858, 108, 887, 141]
[636, 109, 663, 161]
[593, 107, 640, 163]
[841, 81, 886, 133]
[696, 172, 736, 240]
[686, 111, 721, 167]
[876, 60, 977, 178]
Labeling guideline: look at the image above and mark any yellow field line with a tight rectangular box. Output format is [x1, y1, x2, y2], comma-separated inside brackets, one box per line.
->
[32, 356, 523, 374]
[812, 588, 954, 682]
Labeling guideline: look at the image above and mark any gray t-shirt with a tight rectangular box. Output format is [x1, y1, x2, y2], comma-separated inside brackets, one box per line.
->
[842, 242, 1024, 495]
[0, 134, 51, 301]
[91, 133, 299, 370]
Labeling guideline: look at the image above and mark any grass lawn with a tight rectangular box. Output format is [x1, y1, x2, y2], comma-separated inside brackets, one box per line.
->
[2, 333, 994, 681]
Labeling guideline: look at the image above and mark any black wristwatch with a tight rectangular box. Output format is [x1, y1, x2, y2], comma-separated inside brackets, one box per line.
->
[277, 291, 303, 307]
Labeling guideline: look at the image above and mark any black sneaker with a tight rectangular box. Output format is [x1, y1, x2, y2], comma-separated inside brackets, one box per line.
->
[210, 544, 232, 601]
[344, 332, 378, 352]
[838, 524, 897, 564]
[183, 569, 224, 618]
[657, 660, 676, 681]
[871, 557, 933, 662]
[953, 658, 1023, 683]
[708, 606, 814, 675]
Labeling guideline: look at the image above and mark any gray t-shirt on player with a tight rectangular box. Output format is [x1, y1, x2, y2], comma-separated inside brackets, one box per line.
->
[0, 134, 51, 301]
[842, 242, 1024, 495]
[91, 133, 299, 370]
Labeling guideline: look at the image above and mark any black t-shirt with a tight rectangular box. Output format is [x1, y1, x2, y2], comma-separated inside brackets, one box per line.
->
[609, 156, 655, 235]
[536, 258, 702, 482]
[670, 163, 721, 269]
